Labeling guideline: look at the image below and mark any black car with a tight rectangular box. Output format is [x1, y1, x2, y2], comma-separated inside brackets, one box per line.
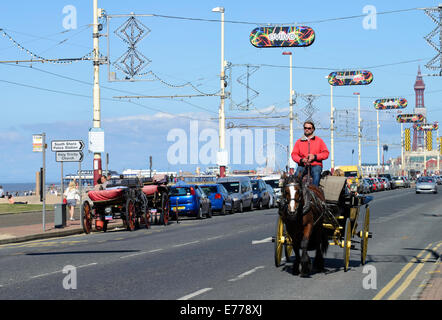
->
[251, 179, 271, 210]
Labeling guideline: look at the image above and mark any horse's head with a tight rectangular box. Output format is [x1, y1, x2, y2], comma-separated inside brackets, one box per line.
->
[282, 174, 303, 219]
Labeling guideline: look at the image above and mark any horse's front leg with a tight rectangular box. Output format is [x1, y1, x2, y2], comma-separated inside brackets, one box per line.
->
[292, 244, 301, 275]
[300, 214, 313, 277]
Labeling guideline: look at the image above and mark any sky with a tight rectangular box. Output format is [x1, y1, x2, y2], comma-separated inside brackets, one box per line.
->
[0, 0, 441, 183]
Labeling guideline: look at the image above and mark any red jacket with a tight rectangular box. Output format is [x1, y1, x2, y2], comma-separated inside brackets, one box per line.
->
[291, 135, 329, 167]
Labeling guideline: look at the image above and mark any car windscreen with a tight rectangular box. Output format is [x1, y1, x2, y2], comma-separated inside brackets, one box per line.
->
[264, 179, 280, 188]
[220, 182, 240, 193]
[170, 187, 191, 196]
[344, 171, 358, 177]
[200, 186, 218, 195]
[418, 177, 434, 183]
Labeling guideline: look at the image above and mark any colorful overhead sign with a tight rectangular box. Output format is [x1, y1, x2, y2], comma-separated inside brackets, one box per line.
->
[374, 98, 408, 110]
[414, 122, 439, 131]
[396, 114, 424, 123]
[327, 70, 373, 86]
[249, 26, 315, 48]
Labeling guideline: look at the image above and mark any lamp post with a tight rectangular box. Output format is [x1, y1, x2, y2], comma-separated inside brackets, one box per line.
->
[283, 51, 294, 174]
[354, 92, 361, 168]
[212, 6, 227, 177]
[326, 77, 335, 171]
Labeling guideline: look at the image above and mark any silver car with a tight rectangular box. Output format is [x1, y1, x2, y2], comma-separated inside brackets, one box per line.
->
[415, 177, 438, 194]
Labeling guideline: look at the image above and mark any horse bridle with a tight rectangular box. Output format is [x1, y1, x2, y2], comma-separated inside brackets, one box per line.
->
[285, 181, 301, 214]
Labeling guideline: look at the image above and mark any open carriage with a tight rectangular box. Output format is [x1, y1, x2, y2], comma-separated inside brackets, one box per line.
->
[274, 175, 372, 272]
[81, 175, 170, 234]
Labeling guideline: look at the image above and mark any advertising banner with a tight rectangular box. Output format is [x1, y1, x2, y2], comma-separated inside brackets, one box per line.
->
[250, 26, 315, 48]
[396, 114, 424, 123]
[374, 98, 407, 110]
[327, 70, 373, 86]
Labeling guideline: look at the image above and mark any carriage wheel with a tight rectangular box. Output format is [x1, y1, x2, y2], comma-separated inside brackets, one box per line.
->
[343, 218, 352, 272]
[274, 216, 284, 267]
[81, 201, 92, 234]
[360, 206, 370, 265]
[160, 193, 170, 225]
[126, 199, 136, 231]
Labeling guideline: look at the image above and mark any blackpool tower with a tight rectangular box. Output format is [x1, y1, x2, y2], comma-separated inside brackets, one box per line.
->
[412, 66, 426, 151]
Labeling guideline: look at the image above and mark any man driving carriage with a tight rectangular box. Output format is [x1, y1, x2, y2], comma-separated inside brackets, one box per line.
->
[291, 121, 329, 187]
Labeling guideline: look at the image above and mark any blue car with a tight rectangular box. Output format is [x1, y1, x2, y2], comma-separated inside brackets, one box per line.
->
[250, 179, 271, 210]
[169, 183, 212, 219]
[200, 184, 233, 215]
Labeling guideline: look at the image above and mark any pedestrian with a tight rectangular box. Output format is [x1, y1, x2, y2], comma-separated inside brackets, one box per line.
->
[291, 120, 330, 187]
[64, 181, 80, 221]
[8, 194, 28, 204]
[0, 185, 4, 198]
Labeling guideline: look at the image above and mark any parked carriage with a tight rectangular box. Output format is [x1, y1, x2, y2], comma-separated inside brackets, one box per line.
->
[81, 175, 170, 234]
[274, 174, 372, 272]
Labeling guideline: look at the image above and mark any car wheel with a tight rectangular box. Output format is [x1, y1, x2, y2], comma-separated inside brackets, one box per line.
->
[197, 206, 202, 219]
[230, 202, 236, 214]
[221, 203, 226, 215]
[258, 200, 262, 210]
[249, 200, 254, 211]
[206, 207, 212, 218]
[239, 202, 244, 213]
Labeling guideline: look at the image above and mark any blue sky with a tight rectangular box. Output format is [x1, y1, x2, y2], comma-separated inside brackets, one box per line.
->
[1, 0, 441, 182]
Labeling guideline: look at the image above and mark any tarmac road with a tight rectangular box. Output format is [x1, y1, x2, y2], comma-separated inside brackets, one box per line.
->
[0, 187, 440, 300]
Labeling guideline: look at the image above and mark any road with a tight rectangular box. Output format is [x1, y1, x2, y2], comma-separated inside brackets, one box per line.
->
[0, 187, 440, 301]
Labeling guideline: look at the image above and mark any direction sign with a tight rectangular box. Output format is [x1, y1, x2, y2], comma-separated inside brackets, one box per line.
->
[56, 151, 84, 162]
[51, 140, 84, 152]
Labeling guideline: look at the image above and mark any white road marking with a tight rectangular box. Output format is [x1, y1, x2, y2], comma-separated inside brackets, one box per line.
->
[148, 249, 164, 253]
[228, 266, 265, 282]
[30, 263, 97, 279]
[252, 237, 272, 245]
[178, 288, 213, 300]
[120, 252, 146, 259]
[173, 241, 200, 247]
[206, 235, 223, 241]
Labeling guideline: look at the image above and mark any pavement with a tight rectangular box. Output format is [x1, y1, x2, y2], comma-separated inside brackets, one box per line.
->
[0, 208, 440, 300]
[0, 209, 123, 245]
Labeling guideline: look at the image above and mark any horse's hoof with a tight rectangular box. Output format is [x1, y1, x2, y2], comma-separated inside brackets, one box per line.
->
[301, 262, 312, 277]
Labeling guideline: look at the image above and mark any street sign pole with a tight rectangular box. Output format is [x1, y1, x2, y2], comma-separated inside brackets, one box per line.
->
[42, 133, 46, 232]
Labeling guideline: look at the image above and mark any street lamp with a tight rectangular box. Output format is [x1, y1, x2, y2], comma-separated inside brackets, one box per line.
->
[212, 6, 227, 177]
[353, 92, 361, 168]
[282, 51, 294, 174]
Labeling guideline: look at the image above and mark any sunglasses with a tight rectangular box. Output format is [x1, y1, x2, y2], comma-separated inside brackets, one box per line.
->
[304, 127, 313, 130]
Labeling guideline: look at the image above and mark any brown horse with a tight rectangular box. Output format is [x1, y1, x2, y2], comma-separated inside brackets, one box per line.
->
[279, 172, 329, 276]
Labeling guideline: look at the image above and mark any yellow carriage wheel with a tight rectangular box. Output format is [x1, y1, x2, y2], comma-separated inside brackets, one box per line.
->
[361, 206, 370, 265]
[343, 218, 352, 272]
[274, 216, 284, 267]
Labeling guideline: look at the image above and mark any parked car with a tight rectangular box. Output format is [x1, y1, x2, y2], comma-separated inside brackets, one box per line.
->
[266, 184, 277, 208]
[251, 179, 271, 210]
[436, 176, 442, 185]
[415, 176, 438, 194]
[217, 176, 254, 212]
[391, 176, 406, 188]
[379, 177, 391, 190]
[364, 178, 375, 193]
[169, 183, 212, 219]
[373, 178, 384, 191]
[200, 183, 233, 215]
[402, 176, 411, 188]
[262, 175, 282, 202]
[360, 178, 371, 194]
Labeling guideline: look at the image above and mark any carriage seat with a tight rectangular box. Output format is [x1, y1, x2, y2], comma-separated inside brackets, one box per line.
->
[319, 176, 347, 204]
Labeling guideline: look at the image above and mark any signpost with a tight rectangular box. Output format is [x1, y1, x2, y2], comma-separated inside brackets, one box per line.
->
[33, 133, 46, 231]
[51, 140, 85, 210]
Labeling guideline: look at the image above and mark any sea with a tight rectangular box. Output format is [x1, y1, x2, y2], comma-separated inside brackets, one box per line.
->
[0, 182, 60, 196]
